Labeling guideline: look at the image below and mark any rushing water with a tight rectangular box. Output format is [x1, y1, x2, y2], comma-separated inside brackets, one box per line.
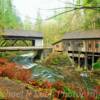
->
[11, 52, 64, 82]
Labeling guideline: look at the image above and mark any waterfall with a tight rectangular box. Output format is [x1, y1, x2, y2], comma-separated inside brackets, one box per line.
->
[12, 52, 37, 69]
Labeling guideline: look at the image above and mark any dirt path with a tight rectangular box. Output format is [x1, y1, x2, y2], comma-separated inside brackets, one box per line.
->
[0, 77, 51, 100]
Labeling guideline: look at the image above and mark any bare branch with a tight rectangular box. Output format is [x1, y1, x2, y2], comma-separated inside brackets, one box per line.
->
[44, 6, 100, 20]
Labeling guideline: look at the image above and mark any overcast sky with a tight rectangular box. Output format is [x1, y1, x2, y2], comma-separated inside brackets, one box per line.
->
[13, 0, 73, 21]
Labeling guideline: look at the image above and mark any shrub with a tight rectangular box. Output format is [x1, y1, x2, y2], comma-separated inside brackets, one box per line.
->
[14, 69, 31, 82]
[2, 66, 31, 82]
[0, 58, 8, 65]
[42, 52, 73, 66]
[93, 58, 100, 70]
[0, 91, 5, 99]
[0, 58, 32, 82]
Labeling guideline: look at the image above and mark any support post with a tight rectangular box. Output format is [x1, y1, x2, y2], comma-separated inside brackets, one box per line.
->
[72, 42, 74, 67]
[78, 50, 80, 67]
[84, 40, 88, 69]
[92, 52, 94, 70]
[85, 52, 88, 69]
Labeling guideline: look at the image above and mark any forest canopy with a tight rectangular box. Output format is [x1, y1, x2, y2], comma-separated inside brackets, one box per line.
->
[0, 0, 22, 30]
[0, 0, 100, 46]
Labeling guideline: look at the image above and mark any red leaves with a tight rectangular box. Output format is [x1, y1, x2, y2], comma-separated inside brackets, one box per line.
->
[0, 58, 8, 64]
[0, 57, 31, 82]
[15, 69, 31, 82]
[53, 81, 64, 91]
[0, 67, 5, 75]
[41, 81, 53, 89]
[54, 90, 64, 99]
[29, 80, 39, 87]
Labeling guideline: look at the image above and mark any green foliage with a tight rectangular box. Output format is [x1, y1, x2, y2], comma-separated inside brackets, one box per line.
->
[0, 0, 22, 29]
[43, 52, 73, 66]
[42, 0, 100, 46]
[0, 91, 5, 99]
[34, 9, 42, 32]
[63, 86, 78, 97]
[93, 62, 100, 70]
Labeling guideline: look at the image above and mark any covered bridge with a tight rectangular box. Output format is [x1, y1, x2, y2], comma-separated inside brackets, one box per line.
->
[0, 29, 43, 47]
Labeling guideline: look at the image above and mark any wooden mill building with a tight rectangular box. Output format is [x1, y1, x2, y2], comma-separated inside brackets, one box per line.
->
[53, 29, 100, 69]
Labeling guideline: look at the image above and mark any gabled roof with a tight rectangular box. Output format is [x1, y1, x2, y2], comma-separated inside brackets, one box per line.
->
[63, 29, 100, 40]
[53, 29, 100, 45]
[2, 29, 43, 38]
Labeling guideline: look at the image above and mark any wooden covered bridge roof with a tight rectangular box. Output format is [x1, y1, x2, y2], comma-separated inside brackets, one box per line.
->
[1, 29, 43, 39]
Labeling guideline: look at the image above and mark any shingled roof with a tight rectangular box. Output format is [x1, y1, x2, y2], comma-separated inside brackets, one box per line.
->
[63, 29, 100, 40]
[2, 29, 43, 38]
[53, 29, 100, 44]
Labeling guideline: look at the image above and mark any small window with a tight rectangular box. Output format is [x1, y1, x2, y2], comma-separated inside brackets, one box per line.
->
[96, 43, 100, 48]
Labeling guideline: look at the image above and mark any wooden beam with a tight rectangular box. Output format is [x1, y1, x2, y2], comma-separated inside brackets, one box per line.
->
[92, 52, 94, 70]
[84, 41, 88, 68]
[0, 40, 5, 46]
[78, 49, 80, 67]
[0, 40, 7, 47]
[0, 47, 52, 51]
[22, 40, 29, 46]
[11, 40, 18, 46]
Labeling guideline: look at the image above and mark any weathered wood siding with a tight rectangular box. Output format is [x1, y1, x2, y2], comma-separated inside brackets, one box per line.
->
[63, 40, 85, 52]
[35, 39, 43, 47]
[85, 40, 100, 53]
[54, 39, 100, 53]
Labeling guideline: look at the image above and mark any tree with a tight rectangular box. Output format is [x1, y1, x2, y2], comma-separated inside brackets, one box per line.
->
[34, 9, 42, 32]
[77, 0, 100, 29]
[0, 0, 22, 30]
[41, 0, 100, 46]
[23, 16, 33, 30]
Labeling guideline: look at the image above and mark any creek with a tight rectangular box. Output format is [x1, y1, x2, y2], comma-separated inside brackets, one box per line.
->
[11, 52, 64, 82]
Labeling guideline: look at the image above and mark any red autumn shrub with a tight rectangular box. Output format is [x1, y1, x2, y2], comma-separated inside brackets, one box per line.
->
[2, 64, 16, 78]
[0, 67, 5, 75]
[28, 80, 39, 87]
[0, 58, 32, 82]
[94, 85, 100, 96]
[53, 81, 64, 90]
[3, 66, 31, 82]
[0, 58, 8, 65]
[6, 62, 16, 68]
[54, 90, 64, 99]
[40, 81, 52, 89]
[14, 69, 31, 82]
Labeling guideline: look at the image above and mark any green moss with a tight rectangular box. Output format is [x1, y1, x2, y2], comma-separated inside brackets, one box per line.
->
[0, 91, 5, 99]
